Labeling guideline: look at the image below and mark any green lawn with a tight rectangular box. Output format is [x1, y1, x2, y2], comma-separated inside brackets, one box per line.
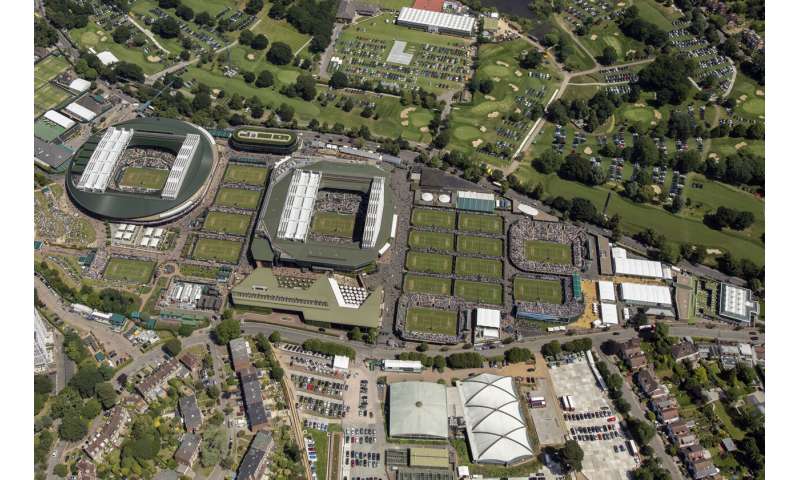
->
[582, 20, 648, 60]
[69, 19, 166, 75]
[34, 55, 73, 117]
[405, 307, 458, 336]
[34, 84, 72, 118]
[119, 167, 169, 190]
[514, 277, 564, 304]
[104, 258, 156, 284]
[457, 213, 503, 235]
[311, 212, 356, 239]
[455, 280, 503, 305]
[408, 230, 455, 252]
[34, 55, 70, 90]
[405, 251, 453, 275]
[203, 211, 252, 236]
[455, 257, 502, 278]
[411, 208, 456, 229]
[224, 164, 269, 186]
[192, 238, 243, 263]
[730, 73, 765, 119]
[524, 240, 572, 265]
[456, 235, 503, 257]
[250, 2, 312, 53]
[403, 274, 452, 296]
[636, 0, 681, 31]
[214, 187, 261, 209]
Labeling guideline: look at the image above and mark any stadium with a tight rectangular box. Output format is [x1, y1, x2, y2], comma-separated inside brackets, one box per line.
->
[513, 274, 584, 323]
[251, 158, 396, 271]
[508, 219, 586, 275]
[228, 126, 300, 154]
[65, 118, 217, 224]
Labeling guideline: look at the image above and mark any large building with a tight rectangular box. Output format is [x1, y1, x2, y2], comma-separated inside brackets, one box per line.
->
[34, 308, 54, 374]
[619, 283, 673, 308]
[389, 382, 449, 439]
[397, 7, 476, 36]
[237, 431, 274, 480]
[228, 126, 299, 154]
[65, 118, 218, 223]
[612, 247, 671, 279]
[718, 284, 760, 324]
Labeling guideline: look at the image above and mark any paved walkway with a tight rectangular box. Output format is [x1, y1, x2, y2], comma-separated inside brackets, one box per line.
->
[128, 15, 170, 54]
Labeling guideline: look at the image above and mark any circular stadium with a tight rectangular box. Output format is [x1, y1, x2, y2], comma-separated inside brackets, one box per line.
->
[65, 117, 218, 224]
[229, 126, 299, 154]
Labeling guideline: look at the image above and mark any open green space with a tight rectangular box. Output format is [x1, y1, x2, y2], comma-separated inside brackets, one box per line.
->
[411, 208, 456, 229]
[582, 21, 648, 60]
[104, 257, 156, 284]
[514, 277, 564, 304]
[524, 240, 572, 265]
[250, 2, 312, 53]
[311, 212, 356, 239]
[365, 0, 412, 8]
[552, 19, 596, 71]
[456, 235, 503, 257]
[405, 251, 453, 275]
[706, 137, 765, 159]
[34, 55, 70, 90]
[203, 211, 252, 236]
[69, 19, 166, 75]
[457, 213, 503, 235]
[730, 74, 765, 119]
[119, 167, 169, 190]
[224, 164, 269, 186]
[636, 0, 681, 31]
[192, 238, 243, 263]
[34, 84, 72, 118]
[405, 307, 458, 336]
[408, 230, 454, 252]
[455, 257, 502, 278]
[214, 187, 261, 209]
[403, 274, 452, 296]
[454, 280, 503, 305]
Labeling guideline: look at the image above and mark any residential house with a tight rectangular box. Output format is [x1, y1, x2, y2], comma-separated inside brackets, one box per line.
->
[672, 341, 701, 367]
[681, 444, 712, 463]
[179, 395, 203, 433]
[237, 431, 275, 480]
[76, 459, 97, 480]
[667, 419, 697, 448]
[229, 338, 252, 373]
[722, 437, 737, 452]
[636, 369, 668, 399]
[656, 406, 680, 424]
[620, 337, 648, 370]
[689, 459, 720, 479]
[240, 367, 270, 431]
[174, 432, 201, 469]
[745, 390, 765, 415]
[136, 358, 188, 401]
[180, 352, 201, 374]
[83, 406, 131, 461]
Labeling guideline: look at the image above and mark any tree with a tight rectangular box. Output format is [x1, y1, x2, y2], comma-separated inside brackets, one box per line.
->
[53, 464, 68, 478]
[417, 342, 429, 352]
[195, 11, 212, 26]
[255, 70, 274, 88]
[70, 364, 103, 398]
[542, 340, 562, 358]
[35, 374, 53, 396]
[598, 46, 617, 65]
[95, 382, 118, 409]
[59, 414, 88, 441]
[159, 0, 180, 7]
[267, 42, 293, 65]
[519, 49, 543, 69]
[178, 324, 194, 337]
[533, 148, 563, 174]
[242, 71, 255, 83]
[163, 337, 182, 357]
[329, 71, 349, 89]
[152, 17, 180, 39]
[560, 440, 584, 472]
[269, 331, 281, 343]
[239, 29, 254, 47]
[81, 398, 102, 419]
[176, 5, 194, 20]
[251, 33, 269, 50]
[269, 367, 285, 380]
[245, 0, 265, 15]
[478, 79, 494, 94]
[628, 418, 656, 445]
[112, 25, 132, 44]
[214, 319, 241, 345]
[277, 103, 295, 121]
[34, 17, 59, 48]
[348, 327, 363, 342]
[505, 347, 532, 363]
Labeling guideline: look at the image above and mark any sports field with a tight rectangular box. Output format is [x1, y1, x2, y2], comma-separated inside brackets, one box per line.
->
[214, 187, 261, 209]
[408, 230, 454, 251]
[411, 208, 456, 229]
[455, 257, 502, 278]
[104, 257, 155, 284]
[34, 55, 70, 90]
[405, 251, 453, 274]
[514, 277, 565, 304]
[403, 274, 451, 296]
[454, 280, 503, 305]
[192, 238, 243, 263]
[405, 307, 458, 336]
[34, 83, 72, 117]
[311, 212, 356, 238]
[203, 212, 252, 236]
[524, 240, 573, 265]
[458, 213, 503, 235]
[119, 167, 169, 190]
[224, 164, 269, 186]
[34, 55, 72, 116]
[457, 235, 503, 257]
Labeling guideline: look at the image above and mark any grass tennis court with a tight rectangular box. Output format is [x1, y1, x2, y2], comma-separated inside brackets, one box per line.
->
[406, 251, 453, 274]
[455, 280, 503, 305]
[514, 277, 565, 304]
[119, 167, 169, 190]
[34, 83, 72, 118]
[411, 208, 456, 229]
[214, 187, 261, 209]
[203, 211, 252, 236]
[457, 235, 503, 257]
[403, 274, 451, 295]
[455, 257, 502, 278]
[104, 257, 155, 284]
[524, 240, 572, 265]
[224, 164, 269, 186]
[405, 307, 458, 336]
[311, 212, 356, 238]
[192, 238, 243, 263]
[458, 213, 503, 234]
[408, 230, 454, 251]
[35, 55, 70, 90]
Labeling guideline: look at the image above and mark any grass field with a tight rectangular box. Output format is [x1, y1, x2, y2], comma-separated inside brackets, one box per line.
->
[405, 307, 458, 336]
[69, 19, 165, 75]
[454, 280, 503, 305]
[636, 0, 681, 30]
[403, 274, 451, 296]
[104, 258, 155, 284]
[34, 83, 72, 118]
[214, 187, 261, 209]
[311, 212, 356, 238]
[192, 238, 243, 263]
[524, 240, 573, 265]
[203, 212, 252, 236]
[411, 209, 456, 229]
[455, 257, 502, 278]
[223, 164, 269, 186]
[408, 230, 455, 252]
[119, 167, 169, 190]
[457, 213, 503, 235]
[514, 277, 565, 304]
[34, 55, 70, 90]
[34, 55, 72, 116]
[405, 251, 453, 274]
[456, 235, 504, 257]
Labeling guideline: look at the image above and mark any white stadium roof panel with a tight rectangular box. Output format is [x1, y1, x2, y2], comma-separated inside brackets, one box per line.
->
[96, 51, 119, 66]
[397, 7, 476, 34]
[600, 303, 619, 325]
[620, 283, 672, 306]
[389, 382, 449, 439]
[69, 78, 91, 93]
[598, 281, 616, 302]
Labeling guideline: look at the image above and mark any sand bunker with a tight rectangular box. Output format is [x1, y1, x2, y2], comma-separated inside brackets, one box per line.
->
[487, 111, 500, 118]
[509, 83, 519, 92]
[401, 120, 409, 126]
[708, 153, 719, 160]
[400, 107, 416, 119]
[100, 36, 107, 42]
[212, 88, 221, 96]
[617, 2, 626, 6]
[590, 34, 598, 41]
[706, 248, 723, 255]
[653, 111, 662, 120]
[496, 61, 509, 67]
[492, 77, 501, 82]
[756, 89, 764, 96]
[419, 126, 429, 133]
[739, 94, 748, 102]
[147, 55, 161, 63]
[247, 53, 256, 60]
[479, 126, 487, 133]
[735, 142, 748, 150]
[583, 147, 592, 155]
[485, 95, 496, 101]
[472, 139, 484, 148]
[651, 185, 662, 195]
[634, 103, 646, 107]
[514, 70, 522, 77]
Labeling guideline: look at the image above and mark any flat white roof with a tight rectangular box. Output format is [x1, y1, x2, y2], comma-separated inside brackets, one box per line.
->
[517, 203, 539, 217]
[475, 308, 501, 328]
[69, 78, 91, 92]
[44, 110, 76, 130]
[96, 51, 119, 66]
[719, 284, 759, 322]
[384, 359, 423, 369]
[162, 134, 200, 199]
[65, 102, 97, 121]
[620, 283, 672, 306]
[362, 177, 385, 249]
[332, 355, 349, 370]
[277, 170, 321, 242]
[77, 127, 134, 193]
[613, 257, 667, 279]
[457, 190, 494, 201]
[397, 7, 476, 34]
[611, 246, 628, 258]
[598, 281, 616, 302]
[600, 303, 619, 325]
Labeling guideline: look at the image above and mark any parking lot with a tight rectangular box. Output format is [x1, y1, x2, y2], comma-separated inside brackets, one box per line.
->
[342, 424, 385, 480]
[526, 377, 567, 446]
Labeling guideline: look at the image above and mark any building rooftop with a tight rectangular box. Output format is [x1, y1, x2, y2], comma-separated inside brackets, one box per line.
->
[389, 382, 449, 439]
[174, 432, 201, 465]
[719, 284, 759, 323]
[178, 395, 203, 431]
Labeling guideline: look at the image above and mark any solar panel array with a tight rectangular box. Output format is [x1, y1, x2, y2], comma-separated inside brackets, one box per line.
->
[277, 170, 321, 242]
[77, 127, 134, 193]
[162, 134, 200, 199]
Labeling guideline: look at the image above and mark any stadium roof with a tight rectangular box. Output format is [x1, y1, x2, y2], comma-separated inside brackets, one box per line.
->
[613, 256, 670, 279]
[398, 7, 476, 35]
[620, 283, 673, 306]
[598, 281, 616, 302]
[44, 110, 75, 130]
[719, 284, 759, 323]
[600, 302, 619, 325]
[389, 382, 449, 439]
[457, 373, 533, 465]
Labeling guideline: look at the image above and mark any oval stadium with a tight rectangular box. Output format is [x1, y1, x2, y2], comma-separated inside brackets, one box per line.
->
[229, 126, 299, 154]
[65, 117, 218, 224]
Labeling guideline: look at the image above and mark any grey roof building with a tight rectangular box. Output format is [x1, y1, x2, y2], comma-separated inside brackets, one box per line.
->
[178, 395, 203, 432]
[229, 337, 251, 372]
[389, 382, 449, 439]
[240, 368, 270, 430]
[174, 432, 201, 466]
[719, 284, 759, 324]
[237, 431, 274, 480]
[34, 137, 73, 169]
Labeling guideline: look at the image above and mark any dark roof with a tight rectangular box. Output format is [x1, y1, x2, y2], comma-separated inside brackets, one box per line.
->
[237, 431, 274, 480]
[75, 94, 107, 115]
[418, 167, 490, 192]
[179, 395, 203, 431]
[671, 341, 699, 360]
[637, 369, 659, 393]
[34, 137, 73, 168]
[336, 0, 356, 19]
[240, 368, 270, 428]
[174, 432, 201, 464]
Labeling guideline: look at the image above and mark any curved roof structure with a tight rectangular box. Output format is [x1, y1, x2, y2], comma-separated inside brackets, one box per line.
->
[389, 382, 448, 439]
[457, 373, 533, 465]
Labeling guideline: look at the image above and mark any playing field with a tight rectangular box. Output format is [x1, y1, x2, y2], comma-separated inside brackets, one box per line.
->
[405, 307, 458, 336]
[35, 55, 70, 90]
[119, 167, 169, 190]
[458, 213, 503, 234]
[455, 257, 503, 278]
[524, 240, 573, 265]
[192, 238, 243, 263]
[411, 208, 456, 229]
[403, 274, 451, 295]
[408, 230, 454, 251]
[34, 83, 71, 117]
[104, 257, 155, 284]
[405, 251, 453, 274]
[514, 277, 565, 304]
[214, 187, 261, 209]
[224, 164, 269, 186]
[455, 280, 503, 305]
[203, 211, 252, 236]
[457, 235, 503, 257]
[311, 212, 356, 238]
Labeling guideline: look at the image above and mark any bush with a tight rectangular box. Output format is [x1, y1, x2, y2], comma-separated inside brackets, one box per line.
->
[267, 42, 293, 65]
[302, 339, 355, 359]
[446, 352, 484, 369]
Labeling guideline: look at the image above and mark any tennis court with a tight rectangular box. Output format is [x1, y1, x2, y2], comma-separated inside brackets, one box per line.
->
[224, 164, 269, 186]
[411, 208, 456, 229]
[192, 238, 243, 263]
[203, 212, 252, 236]
[455, 257, 503, 278]
[403, 274, 451, 295]
[454, 280, 503, 305]
[405, 251, 453, 274]
[214, 187, 261, 209]
[311, 212, 357, 238]
[457, 213, 503, 234]
[514, 277, 565, 304]
[408, 230, 455, 251]
[524, 240, 572, 265]
[405, 307, 458, 336]
[119, 167, 169, 190]
[456, 235, 503, 256]
[104, 257, 155, 284]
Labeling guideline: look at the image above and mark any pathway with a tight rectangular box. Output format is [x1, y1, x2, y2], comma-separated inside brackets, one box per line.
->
[128, 15, 170, 54]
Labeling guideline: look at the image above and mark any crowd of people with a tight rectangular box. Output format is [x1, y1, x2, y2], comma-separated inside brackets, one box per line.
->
[314, 190, 365, 215]
[34, 189, 94, 248]
[509, 219, 585, 275]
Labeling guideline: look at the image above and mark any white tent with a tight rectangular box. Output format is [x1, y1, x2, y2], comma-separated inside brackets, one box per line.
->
[69, 78, 91, 93]
[600, 303, 619, 325]
[43, 110, 75, 130]
[65, 102, 97, 122]
[96, 51, 119, 66]
[597, 281, 616, 302]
